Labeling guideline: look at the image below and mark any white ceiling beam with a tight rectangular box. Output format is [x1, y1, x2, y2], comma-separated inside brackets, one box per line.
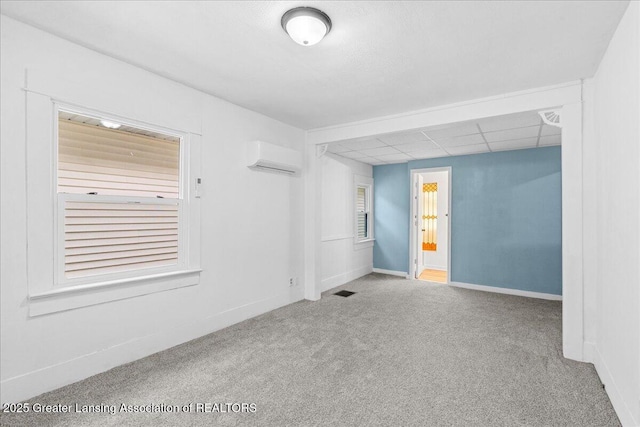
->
[306, 81, 582, 145]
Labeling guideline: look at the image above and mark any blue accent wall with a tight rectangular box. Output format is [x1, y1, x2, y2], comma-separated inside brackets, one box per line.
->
[372, 163, 411, 273]
[373, 146, 562, 295]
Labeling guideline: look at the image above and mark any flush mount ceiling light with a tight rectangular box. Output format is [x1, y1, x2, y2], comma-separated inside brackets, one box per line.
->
[281, 7, 332, 46]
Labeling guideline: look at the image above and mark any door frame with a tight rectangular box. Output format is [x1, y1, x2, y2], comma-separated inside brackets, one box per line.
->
[409, 167, 452, 283]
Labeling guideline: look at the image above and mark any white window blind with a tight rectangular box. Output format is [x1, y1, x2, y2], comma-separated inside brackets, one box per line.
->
[356, 186, 368, 240]
[63, 200, 179, 278]
[58, 117, 181, 280]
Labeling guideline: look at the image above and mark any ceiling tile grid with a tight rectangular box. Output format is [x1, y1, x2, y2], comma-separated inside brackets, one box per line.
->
[430, 133, 486, 147]
[445, 144, 490, 156]
[377, 132, 430, 146]
[420, 123, 480, 140]
[328, 110, 562, 165]
[477, 111, 543, 132]
[375, 153, 413, 162]
[483, 125, 541, 143]
[359, 146, 401, 157]
[489, 137, 539, 152]
[407, 148, 449, 159]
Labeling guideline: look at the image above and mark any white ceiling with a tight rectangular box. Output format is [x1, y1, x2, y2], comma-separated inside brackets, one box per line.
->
[0, 1, 628, 129]
[329, 111, 561, 165]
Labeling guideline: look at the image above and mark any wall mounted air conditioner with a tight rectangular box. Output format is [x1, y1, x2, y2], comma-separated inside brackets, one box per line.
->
[246, 140, 302, 176]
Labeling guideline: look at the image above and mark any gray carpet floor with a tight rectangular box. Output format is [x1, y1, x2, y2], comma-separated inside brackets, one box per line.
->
[1, 274, 620, 426]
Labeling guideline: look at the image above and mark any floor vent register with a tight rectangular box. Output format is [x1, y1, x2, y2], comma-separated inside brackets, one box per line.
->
[334, 290, 356, 297]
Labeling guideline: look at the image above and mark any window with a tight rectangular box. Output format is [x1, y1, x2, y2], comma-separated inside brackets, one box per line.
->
[354, 175, 374, 245]
[56, 110, 185, 284]
[422, 182, 438, 251]
[356, 186, 370, 240]
[24, 92, 201, 316]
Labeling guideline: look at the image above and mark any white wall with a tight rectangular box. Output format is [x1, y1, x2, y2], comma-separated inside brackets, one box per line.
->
[0, 16, 306, 403]
[583, 3, 640, 426]
[320, 154, 373, 291]
[419, 170, 449, 271]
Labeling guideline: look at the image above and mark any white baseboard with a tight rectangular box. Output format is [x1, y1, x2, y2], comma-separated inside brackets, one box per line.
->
[372, 268, 410, 278]
[321, 265, 372, 292]
[0, 288, 304, 404]
[589, 344, 638, 426]
[449, 281, 562, 301]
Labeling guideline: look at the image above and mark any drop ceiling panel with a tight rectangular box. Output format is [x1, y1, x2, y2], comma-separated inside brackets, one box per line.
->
[477, 112, 542, 132]
[375, 153, 413, 162]
[394, 140, 439, 153]
[378, 132, 429, 146]
[339, 151, 370, 159]
[422, 123, 480, 140]
[338, 138, 386, 151]
[483, 126, 540, 143]
[408, 148, 449, 159]
[489, 137, 539, 152]
[327, 144, 352, 154]
[329, 110, 560, 165]
[539, 135, 561, 146]
[357, 156, 383, 164]
[446, 145, 490, 156]
[541, 125, 561, 136]
[433, 133, 485, 147]
[359, 146, 401, 157]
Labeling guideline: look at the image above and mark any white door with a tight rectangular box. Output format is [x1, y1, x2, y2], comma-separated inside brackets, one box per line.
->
[410, 168, 451, 283]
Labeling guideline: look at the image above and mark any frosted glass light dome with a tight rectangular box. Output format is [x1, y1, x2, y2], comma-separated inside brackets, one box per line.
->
[281, 7, 332, 46]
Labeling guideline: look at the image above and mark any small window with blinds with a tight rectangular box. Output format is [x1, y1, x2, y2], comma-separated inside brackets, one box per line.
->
[56, 110, 183, 283]
[356, 185, 371, 241]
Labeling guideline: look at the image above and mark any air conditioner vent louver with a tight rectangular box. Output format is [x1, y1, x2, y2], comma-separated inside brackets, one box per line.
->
[254, 165, 297, 175]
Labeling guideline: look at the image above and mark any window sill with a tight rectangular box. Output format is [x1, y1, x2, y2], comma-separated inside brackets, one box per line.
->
[29, 269, 201, 317]
[354, 239, 375, 250]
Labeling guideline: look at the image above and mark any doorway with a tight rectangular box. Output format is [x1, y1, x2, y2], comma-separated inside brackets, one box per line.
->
[410, 167, 451, 284]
